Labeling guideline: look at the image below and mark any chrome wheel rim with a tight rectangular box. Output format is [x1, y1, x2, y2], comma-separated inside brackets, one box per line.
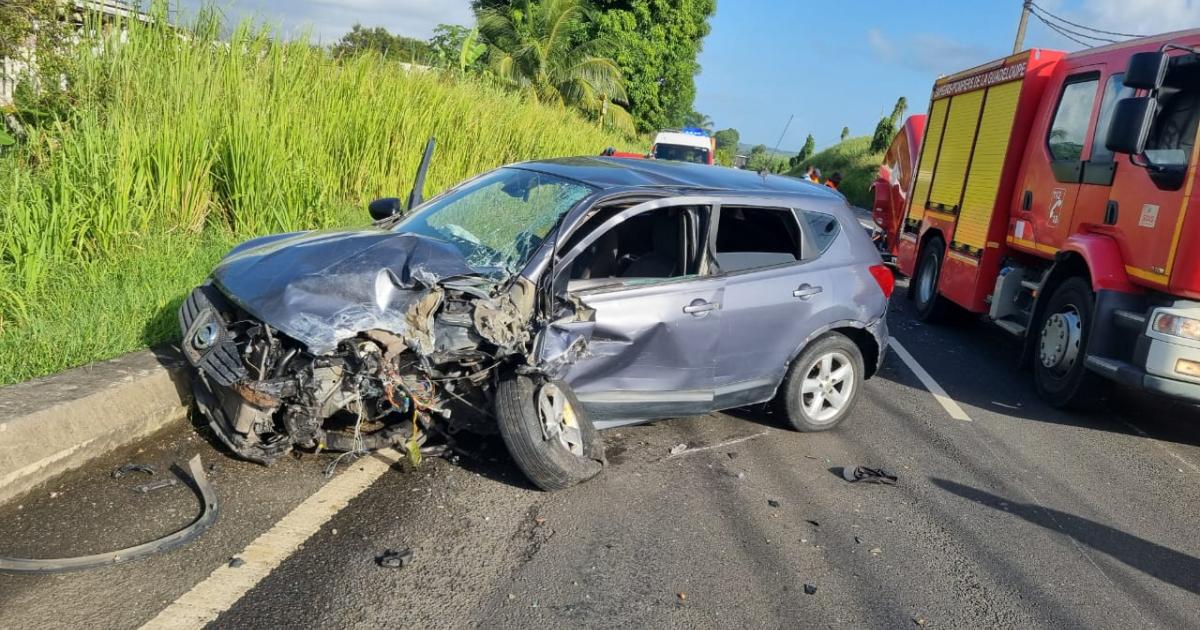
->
[536, 383, 584, 456]
[1039, 307, 1082, 376]
[800, 351, 855, 423]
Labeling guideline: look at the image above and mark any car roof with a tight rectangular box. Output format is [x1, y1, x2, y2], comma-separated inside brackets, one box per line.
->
[510, 156, 843, 201]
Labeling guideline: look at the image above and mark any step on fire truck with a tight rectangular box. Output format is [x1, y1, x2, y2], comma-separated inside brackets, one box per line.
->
[872, 29, 1200, 408]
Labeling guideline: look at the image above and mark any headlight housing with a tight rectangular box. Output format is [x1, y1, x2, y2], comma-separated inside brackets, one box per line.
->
[1151, 311, 1200, 341]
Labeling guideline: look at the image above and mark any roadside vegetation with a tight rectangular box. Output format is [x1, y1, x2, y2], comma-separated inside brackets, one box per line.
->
[787, 136, 884, 209]
[0, 9, 638, 384]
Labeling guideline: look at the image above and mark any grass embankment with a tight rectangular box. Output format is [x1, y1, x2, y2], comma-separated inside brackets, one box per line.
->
[788, 136, 883, 209]
[0, 18, 634, 384]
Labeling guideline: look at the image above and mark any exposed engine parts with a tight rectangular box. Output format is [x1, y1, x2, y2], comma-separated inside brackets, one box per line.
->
[181, 279, 526, 466]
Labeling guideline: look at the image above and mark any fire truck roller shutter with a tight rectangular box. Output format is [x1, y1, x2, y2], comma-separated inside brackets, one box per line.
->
[953, 80, 1024, 254]
[909, 98, 950, 228]
[929, 90, 985, 212]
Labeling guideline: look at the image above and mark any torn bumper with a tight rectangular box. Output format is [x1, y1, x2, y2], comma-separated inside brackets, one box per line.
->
[868, 316, 890, 375]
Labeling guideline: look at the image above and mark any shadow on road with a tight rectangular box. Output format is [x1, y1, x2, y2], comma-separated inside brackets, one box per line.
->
[886, 287, 1200, 449]
[931, 477, 1200, 596]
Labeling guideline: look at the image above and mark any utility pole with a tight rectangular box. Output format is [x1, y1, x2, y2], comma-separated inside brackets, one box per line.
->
[1013, 0, 1032, 54]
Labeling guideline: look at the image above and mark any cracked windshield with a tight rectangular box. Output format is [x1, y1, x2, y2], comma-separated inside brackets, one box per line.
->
[394, 168, 592, 274]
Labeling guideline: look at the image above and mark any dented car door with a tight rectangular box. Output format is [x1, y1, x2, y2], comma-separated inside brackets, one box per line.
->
[538, 197, 724, 426]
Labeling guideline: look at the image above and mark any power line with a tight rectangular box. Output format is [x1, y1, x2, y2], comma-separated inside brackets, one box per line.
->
[1029, 1, 1147, 39]
[1029, 6, 1118, 44]
[1030, 10, 1113, 47]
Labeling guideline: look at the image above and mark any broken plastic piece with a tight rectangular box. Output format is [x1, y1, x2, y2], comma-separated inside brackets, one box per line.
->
[0, 455, 218, 573]
[111, 463, 156, 479]
[133, 478, 179, 494]
[377, 548, 414, 568]
[841, 465, 898, 485]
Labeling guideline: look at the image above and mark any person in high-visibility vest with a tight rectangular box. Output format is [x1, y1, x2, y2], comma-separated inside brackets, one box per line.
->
[825, 171, 843, 190]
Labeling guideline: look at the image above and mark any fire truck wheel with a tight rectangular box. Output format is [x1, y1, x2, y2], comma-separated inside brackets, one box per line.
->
[1033, 276, 1102, 409]
[913, 238, 949, 322]
[777, 332, 864, 432]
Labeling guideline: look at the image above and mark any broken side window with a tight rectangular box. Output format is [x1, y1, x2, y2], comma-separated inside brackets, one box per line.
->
[567, 206, 706, 283]
[713, 206, 803, 273]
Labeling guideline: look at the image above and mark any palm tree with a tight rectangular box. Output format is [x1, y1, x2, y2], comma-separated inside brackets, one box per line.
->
[477, 0, 634, 134]
[684, 110, 714, 132]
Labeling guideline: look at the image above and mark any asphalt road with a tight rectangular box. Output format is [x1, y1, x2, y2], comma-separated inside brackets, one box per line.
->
[2, 284, 1200, 629]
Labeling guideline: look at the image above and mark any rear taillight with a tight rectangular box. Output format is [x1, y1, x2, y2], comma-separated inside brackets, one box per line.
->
[869, 264, 895, 299]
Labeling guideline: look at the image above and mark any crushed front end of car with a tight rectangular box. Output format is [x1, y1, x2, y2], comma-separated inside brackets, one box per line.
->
[179, 228, 541, 466]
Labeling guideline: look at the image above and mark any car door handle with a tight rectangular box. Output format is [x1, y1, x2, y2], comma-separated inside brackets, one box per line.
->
[793, 285, 823, 299]
[682, 300, 719, 315]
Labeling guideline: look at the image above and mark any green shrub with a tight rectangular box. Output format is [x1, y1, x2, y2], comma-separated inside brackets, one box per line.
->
[788, 136, 883, 209]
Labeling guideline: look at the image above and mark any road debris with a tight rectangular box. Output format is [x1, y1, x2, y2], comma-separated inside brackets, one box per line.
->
[228, 557, 245, 568]
[0, 455, 218, 574]
[133, 478, 179, 494]
[841, 465, 898, 485]
[806, 519, 820, 527]
[913, 616, 928, 626]
[677, 592, 687, 601]
[870, 547, 883, 556]
[803, 584, 818, 595]
[376, 548, 414, 569]
[666, 432, 769, 459]
[112, 463, 156, 479]
[767, 499, 781, 508]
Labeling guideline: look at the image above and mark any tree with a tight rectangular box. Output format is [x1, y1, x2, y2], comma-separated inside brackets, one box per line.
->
[684, 110, 713, 132]
[477, 0, 634, 133]
[713, 128, 739, 151]
[429, 24, 486, 73]
[841, 126, 850, 141]
[588, 0, 716, 132]
[870, 96, 909, 153]
[790, 134, 815, 168]
[332, 24, 434, 63]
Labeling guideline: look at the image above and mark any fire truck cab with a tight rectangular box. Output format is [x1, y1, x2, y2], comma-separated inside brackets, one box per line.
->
[885, 29, 1200, 408]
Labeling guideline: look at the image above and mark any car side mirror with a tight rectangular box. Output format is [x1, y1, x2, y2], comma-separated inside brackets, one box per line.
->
[368, 197, 403, 221]
[1106, 97, 1157, 156]
[1123, 51, 1169, 90]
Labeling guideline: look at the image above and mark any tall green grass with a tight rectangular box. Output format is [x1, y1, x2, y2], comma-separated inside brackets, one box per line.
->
[0, 14, 633, 384]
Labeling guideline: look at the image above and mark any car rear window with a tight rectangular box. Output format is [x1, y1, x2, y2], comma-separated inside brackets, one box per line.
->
[802, 210, 840, 254]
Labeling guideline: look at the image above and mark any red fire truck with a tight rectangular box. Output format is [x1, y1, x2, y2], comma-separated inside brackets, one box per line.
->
[873, 29, 1200, 408]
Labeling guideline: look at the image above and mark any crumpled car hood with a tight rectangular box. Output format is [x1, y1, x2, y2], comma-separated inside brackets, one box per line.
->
[211, 227, 484, 354]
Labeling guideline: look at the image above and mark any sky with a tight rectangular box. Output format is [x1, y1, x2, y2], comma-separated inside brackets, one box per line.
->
[177, 0, 1200, 152]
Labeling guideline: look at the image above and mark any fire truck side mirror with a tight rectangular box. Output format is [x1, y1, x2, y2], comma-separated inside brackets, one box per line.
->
[1106, 97, 1157, 157]
[1123, 52, 1169, 90]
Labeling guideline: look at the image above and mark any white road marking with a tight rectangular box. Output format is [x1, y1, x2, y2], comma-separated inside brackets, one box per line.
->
[140, 448, 402, 630]
[887, 338, 972, 422]
[666, 431, 769, 459]
[1119, 420, 1200, 475]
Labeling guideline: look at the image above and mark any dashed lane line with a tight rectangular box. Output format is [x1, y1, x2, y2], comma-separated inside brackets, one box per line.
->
[887, 337, 973, 422]
[139, 448, 402, 630]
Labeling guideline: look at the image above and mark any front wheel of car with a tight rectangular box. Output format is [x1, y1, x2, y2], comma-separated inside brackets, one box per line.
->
[495, 375, 605, 491]
[776, 333, 864, 432]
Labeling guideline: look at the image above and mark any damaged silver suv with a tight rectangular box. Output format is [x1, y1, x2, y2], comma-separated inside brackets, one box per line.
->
[180, 154, 892, 490]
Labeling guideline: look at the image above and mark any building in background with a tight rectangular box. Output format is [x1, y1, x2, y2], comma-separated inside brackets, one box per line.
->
[1, 0, 152, 107]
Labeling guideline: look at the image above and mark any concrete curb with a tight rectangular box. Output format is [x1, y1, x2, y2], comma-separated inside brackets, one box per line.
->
[0, 346, 192, 506]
